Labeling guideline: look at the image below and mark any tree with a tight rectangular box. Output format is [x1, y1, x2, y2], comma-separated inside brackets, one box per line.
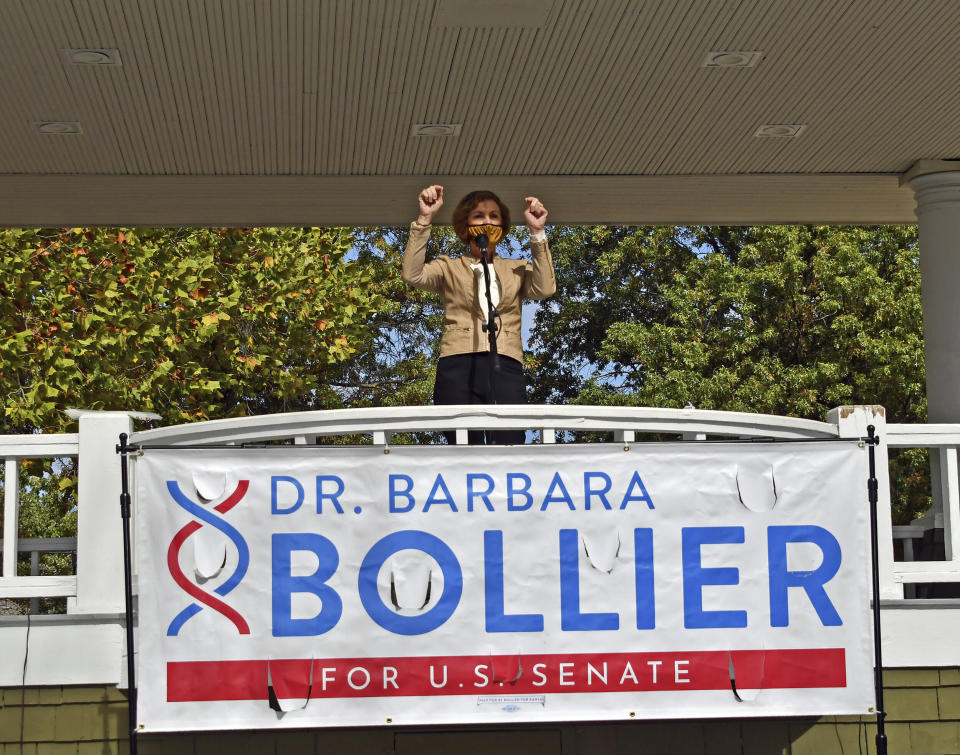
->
[527, 226, 696, 406]
[1, 226, 383, 434]
[326, 225, 449, 409]
[528, 224, 928, 521]
[530, 225, 924, 416]
[0, 222, 933, 558]
[1, 225, 388, 611]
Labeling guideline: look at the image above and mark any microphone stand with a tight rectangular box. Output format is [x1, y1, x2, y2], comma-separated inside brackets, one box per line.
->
[476, 235, 500, 405]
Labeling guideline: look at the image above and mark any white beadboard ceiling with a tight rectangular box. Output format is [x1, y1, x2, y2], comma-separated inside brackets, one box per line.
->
[0, 0, 956, 225]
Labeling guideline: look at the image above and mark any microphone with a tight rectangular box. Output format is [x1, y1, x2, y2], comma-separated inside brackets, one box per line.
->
[475, 233, 489, 262]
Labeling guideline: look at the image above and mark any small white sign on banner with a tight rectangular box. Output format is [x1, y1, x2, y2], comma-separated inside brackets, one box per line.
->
[135, 442, 874, 732]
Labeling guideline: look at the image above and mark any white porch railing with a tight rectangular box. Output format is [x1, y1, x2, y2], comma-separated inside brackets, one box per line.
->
[1, 404, 959, 684]
[886, 423, 960, 591]
[1, 433, 80, 601]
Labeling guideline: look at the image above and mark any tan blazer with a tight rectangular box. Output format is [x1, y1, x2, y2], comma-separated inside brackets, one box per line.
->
[401, 222, 556, 363]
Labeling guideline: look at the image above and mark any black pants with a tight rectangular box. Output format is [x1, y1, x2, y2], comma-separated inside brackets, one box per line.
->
[433, 353, 526, 445]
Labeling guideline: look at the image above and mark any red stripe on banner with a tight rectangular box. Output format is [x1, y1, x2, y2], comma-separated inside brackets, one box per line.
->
[214, 480, 248, 514]
[167, 649, 846, 702]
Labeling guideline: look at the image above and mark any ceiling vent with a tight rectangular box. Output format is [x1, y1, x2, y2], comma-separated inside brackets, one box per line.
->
[61, 48, 122, 66]
[754, 124, 806, 138]
[703, 51, 762, 68]
[412, 123, 462, 137]
[35, 121, 83, 135]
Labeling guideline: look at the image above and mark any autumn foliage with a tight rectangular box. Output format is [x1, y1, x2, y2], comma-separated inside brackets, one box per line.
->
[1, 226, 381, 433]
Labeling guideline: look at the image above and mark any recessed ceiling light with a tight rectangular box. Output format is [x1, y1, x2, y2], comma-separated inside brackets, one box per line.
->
[703, 51, 762, 68]
[61, 48, 122, 66]
[35, 121, 83, 135]
[411, 123, 462, 137]
[754, 124, 806, 138]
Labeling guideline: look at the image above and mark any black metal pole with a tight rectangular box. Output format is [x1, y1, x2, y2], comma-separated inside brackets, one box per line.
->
[116, 432, 139, 755]
[866, 424, 887, 754]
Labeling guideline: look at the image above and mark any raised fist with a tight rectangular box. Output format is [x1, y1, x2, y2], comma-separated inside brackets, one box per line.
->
[524, 196, 548, 233]
[417, 185, 444, 225]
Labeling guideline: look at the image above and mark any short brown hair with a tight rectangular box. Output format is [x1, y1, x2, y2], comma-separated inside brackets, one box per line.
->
[451, 190, 511, 243]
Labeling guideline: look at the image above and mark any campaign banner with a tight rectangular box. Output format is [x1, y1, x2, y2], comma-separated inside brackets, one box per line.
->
[135, 442, 874, 732]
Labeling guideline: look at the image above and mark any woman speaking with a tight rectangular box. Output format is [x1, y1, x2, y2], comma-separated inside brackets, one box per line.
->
[402, 185, 556, 444]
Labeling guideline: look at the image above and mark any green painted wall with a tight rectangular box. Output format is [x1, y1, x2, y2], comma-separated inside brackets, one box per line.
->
[2, 669, 959, 754]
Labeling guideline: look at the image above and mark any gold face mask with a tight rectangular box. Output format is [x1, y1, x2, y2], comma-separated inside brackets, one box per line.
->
[467, 224, 503, 246]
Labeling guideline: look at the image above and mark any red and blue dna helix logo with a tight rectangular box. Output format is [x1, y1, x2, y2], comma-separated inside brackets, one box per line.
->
[165, 480, 251, 635]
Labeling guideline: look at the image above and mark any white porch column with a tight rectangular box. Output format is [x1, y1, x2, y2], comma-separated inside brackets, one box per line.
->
[904, 160, 960, 422]
[904, 162, 960, 549]
[826, 405, 899, 599]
